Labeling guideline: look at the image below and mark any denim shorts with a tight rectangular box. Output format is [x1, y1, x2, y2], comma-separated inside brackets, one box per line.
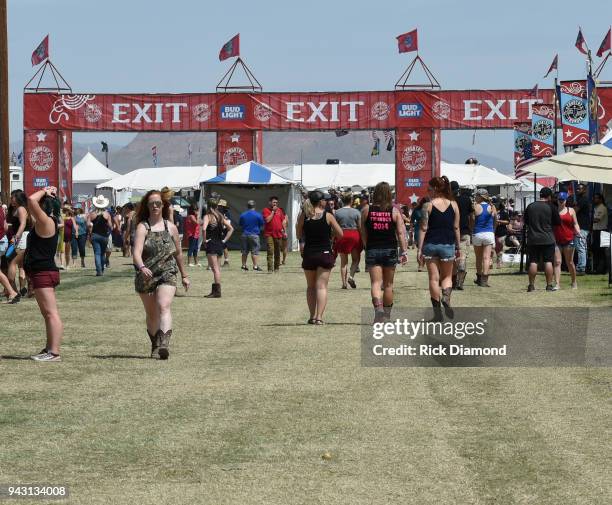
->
[422, 242, 455, 261]
[241, 234, 261, 255]
[365, 248, 398, 268]
[556, 239, 575, 249]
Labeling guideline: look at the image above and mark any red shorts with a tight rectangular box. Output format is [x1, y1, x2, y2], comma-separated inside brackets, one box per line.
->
[28, 270, 60, 289]
[334, 229, 362, 254]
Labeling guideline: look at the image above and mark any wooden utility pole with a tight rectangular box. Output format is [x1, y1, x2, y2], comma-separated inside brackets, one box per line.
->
[0, 0, 9, 203]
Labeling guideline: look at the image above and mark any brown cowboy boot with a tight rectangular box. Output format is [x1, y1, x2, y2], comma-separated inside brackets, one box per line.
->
[480, 274, 490, 287]
[147, 329, 160, 359]
[441, 287, 454, 319]
[158, 329, 172, 360]
[372, 297, 385, 323]
[455, 270, 467, 290]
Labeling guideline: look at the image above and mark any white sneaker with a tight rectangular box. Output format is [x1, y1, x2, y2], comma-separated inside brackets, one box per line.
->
[571, 282, 578, 289]
[31, 350, 61, 362]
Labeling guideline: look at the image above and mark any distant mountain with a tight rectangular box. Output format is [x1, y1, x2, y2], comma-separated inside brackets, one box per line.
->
[10, 131, 514, 176]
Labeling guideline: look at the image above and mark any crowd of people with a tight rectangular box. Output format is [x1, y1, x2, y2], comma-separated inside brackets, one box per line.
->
[0, 178, 609, 361]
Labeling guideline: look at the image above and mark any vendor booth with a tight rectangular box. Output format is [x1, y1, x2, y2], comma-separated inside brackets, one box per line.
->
[201, 161, 302, 251]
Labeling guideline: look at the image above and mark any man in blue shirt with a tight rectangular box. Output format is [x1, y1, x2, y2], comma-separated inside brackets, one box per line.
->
[239, 200, 264, 271]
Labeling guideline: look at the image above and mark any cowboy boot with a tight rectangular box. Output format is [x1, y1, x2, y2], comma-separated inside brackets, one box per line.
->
[205, 283, 221, 298]
[147, 329, 160, 359]
[430, 298, 443, 322]
[456, 270, 467, 290]
[481, 274, 490, 287]
[372, 297, 385, 323]
[474, 273, 482, 286]
[383, 304, 393, 322]
[158, 329, 172, 360]
[441, 287, 454, 319]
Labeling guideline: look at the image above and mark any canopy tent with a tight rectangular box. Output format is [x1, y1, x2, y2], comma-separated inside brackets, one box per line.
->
[274, 163, 394, 190]
[601, 128, 612, 148]
[441, 162, 519, 188]
[201, 161, 302, 251]
[524, 143, 612, 184]
[97, 165, 217, 191]
[206, 161, 291, 184]
[73, 152, 120, 184]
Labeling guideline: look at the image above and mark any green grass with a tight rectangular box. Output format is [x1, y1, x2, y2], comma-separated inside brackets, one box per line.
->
[0, 250, 610, 504]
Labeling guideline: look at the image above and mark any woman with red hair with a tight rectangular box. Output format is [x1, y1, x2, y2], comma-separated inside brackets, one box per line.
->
[133, 190, 190, 360]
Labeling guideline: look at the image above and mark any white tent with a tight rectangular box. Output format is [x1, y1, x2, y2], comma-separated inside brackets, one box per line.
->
[73, 152, 120, 184]
[512, 177, 544, 211]
[276, 162, 517, 190]
[201, 161, 302, 251]
[441, 162, 519, 188]
[97, 165, 217, 191]
[524, 143, 612, 184]
[275, 163, 394, 190]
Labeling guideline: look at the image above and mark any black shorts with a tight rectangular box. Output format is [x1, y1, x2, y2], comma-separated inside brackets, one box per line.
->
[302, 251, 335, 271]
[528, 243, 555, 264]
[205, 239, 224, 256]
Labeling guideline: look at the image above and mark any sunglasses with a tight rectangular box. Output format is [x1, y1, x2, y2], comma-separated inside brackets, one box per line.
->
[148, 200, 163, 208]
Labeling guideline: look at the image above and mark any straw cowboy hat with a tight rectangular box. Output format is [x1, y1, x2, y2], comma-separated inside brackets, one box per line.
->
[92, 195, 110, 209]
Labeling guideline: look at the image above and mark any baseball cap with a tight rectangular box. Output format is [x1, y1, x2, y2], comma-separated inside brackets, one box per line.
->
[475, 188, 489, 197]
[247, 200, 256, 207]
[308, 190, 324, 204]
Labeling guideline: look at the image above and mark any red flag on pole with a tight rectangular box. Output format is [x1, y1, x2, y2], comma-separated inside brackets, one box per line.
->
[543, 54, 558, 78]
[575, 27, 589, 55]
[596, 27, 611, 57]
[396, 29, 418, 53]
[219, 34, 240, 61]
[31, 35, 49, 66]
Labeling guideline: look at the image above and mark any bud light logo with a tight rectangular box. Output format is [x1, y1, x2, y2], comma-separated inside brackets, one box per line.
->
[397, 103, 423, 118]
[33, 177, 49, 188]
[221, 105, 246, 120]
[405, 178, 422, 188]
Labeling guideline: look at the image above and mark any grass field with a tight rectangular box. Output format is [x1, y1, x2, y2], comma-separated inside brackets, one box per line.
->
[1, 250, 610, 505]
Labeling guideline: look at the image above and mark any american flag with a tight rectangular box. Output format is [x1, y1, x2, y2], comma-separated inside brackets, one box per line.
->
[515, 142, 537, 178]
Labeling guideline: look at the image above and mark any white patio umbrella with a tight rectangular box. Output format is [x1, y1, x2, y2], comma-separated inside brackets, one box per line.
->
[524, 143, 612, 184]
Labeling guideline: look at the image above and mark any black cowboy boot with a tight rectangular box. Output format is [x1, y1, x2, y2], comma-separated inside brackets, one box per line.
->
[204, 283, 221, 298]
[383, 304, 393, 322]
[430, 298, 443, 322]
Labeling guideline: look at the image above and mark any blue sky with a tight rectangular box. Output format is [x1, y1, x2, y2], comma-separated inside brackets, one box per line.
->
[6, 0, 612, 158]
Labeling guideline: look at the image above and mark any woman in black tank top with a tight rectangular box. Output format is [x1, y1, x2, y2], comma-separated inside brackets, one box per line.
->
[202, 198, 234, 298]
[418, 177, 460, 321]
[296, 190, 343, 324]
[361, 182, 408, 324]
[24, 187, 64, 362]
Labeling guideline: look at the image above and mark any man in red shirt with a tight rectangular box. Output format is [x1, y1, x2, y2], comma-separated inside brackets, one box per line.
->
[262, 196, 287, 272]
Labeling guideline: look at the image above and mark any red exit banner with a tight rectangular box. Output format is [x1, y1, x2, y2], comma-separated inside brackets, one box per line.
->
[23, 88, 612, 132]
